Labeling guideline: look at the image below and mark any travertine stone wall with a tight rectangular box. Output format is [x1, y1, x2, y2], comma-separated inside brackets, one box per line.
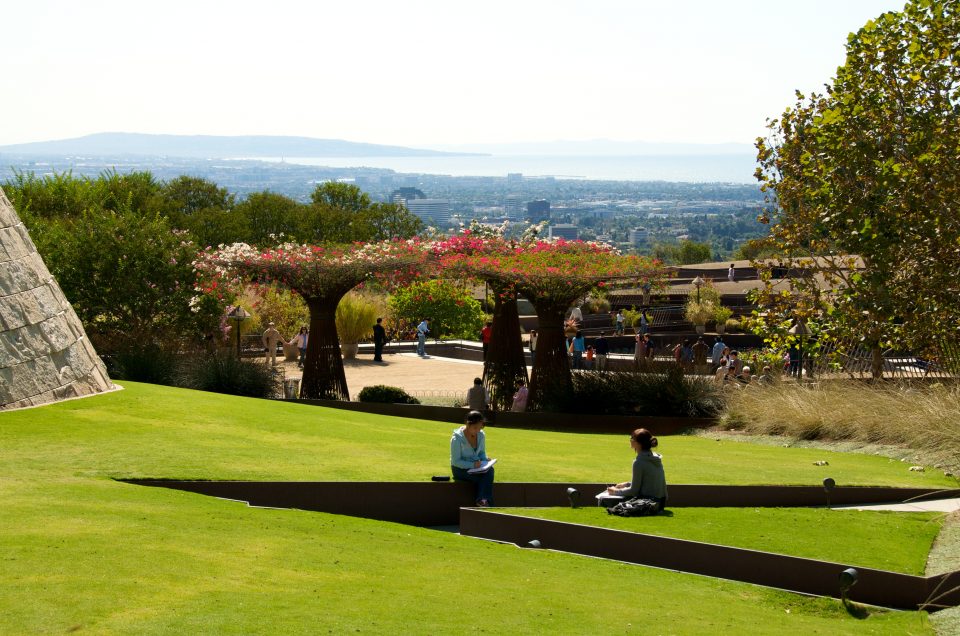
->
[0, 187, 113, 410]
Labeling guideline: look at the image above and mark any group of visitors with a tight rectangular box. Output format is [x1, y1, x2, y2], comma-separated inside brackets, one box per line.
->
[261, 323, 310, 368]
[634, 332, 656, 365]
[451, 409, 667, 512]
[713, 343, 752, 386]
[466, 376, 528, 413]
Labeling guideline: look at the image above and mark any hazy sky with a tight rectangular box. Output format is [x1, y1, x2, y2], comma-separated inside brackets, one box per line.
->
[4, 0, 907, 149]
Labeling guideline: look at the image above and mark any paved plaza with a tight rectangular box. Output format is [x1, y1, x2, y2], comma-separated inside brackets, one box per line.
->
[278, 350, 485, 400]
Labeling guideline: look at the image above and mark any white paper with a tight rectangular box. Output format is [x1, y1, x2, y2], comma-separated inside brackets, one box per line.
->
[467, 458, 497, 474]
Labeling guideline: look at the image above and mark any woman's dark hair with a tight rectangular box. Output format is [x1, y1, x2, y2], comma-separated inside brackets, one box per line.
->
[631, 428, 658, 450]
[466, 410, 485, 424]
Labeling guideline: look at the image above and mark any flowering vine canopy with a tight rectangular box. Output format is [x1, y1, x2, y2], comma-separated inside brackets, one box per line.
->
[194, 239, 428, 300]
[439, 237, 662, 304]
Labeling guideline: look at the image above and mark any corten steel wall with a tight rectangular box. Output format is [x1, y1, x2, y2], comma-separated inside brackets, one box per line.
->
[124, 480, 960, 525]
[458, 509, 960, 612]
[284, 399, 717, 435]
[0, 188, 113, 409]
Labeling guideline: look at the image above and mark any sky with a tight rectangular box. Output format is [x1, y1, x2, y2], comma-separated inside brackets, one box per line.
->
[3, 0, 908, 150]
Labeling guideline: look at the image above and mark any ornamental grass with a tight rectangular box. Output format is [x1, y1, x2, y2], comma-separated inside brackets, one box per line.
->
[723, 381, 960, 475]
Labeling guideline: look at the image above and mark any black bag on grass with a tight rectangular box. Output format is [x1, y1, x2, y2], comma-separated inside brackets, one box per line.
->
[607, 497, 661, 517]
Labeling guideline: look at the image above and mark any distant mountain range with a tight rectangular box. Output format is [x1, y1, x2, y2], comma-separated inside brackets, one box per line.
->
[0, 133, 478, 159]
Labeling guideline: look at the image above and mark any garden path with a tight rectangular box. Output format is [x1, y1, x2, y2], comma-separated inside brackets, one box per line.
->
[279, 351, 484, 400]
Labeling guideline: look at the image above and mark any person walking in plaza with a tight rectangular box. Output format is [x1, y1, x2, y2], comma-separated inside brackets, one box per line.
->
[672, 340, 685, 370]
[634, 331, 648, 368]
[692, 337, 709, 375]
[416, 317, 431, 357]
[290, 326, 308, 368]
[571, 331, 586, 370]
[711, 336, 726, 370]
[372, 317, 387, 362]
[466, 377, 489, 411]
[451, 410, 496, 507]
[528, 329, 538, 366]
[261, 322, 282, 366]
[594, 332, 610, 371]
[639, 309, 650, 335]
[615, 310, 625, 335]
[480, 321, 493, 360]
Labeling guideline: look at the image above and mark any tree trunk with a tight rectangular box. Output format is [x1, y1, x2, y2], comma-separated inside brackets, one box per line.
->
[482, 288, 528, 411]
[301, 296, 350, 400]
[527, 301, 573, 411]
[871, 343, 885, 380]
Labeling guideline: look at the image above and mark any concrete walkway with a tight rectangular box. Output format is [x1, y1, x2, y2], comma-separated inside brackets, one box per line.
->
[277, 349, 485, 400]
[834, 497, 960, 513]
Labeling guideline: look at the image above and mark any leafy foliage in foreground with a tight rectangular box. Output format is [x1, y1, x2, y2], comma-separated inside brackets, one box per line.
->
[753, 0, 960, 374]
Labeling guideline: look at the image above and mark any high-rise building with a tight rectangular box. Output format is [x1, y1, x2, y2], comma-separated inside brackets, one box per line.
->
[548, 224, 579, 240]
[389, 187, 426, 205]
[629, 227, 649, 246]
[526, 199, 550, 222]
[405, 199, 452, 225]
[504, 194, 524, 219]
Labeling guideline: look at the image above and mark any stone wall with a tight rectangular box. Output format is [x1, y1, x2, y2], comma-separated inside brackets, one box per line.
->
[0, 187, 113, 409]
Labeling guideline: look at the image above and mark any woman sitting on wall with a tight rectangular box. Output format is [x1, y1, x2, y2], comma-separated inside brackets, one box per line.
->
[450, 410, 495, 506]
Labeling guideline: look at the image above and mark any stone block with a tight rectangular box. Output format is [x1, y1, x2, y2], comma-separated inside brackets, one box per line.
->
[6, 360, 43, 402]
[2, 257, 45, 296]
[39, 314, 77, 353]
[0, 195, 16, 227]
[0, 226, 27, 261]
[0, 366, 14, 402]
[23, 285, 61, 323]
[0, 296, 28, 331]
[15, 223, 37, 256]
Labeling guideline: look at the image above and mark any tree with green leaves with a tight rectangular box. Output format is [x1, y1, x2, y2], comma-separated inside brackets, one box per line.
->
[754, 0, 960, 377]
[36, 208, 225, 349]
[302, 182, 423, 243]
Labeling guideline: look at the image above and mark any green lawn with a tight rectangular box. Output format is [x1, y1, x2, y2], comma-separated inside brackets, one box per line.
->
[508, 507, 943, 575]
[0, 382, 951, 634]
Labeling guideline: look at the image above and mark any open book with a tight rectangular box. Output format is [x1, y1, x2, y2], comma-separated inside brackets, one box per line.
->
[468, 458, 497, 474]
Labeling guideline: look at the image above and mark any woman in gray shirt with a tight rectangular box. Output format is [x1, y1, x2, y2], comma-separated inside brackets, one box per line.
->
[606, 428, 668, 511]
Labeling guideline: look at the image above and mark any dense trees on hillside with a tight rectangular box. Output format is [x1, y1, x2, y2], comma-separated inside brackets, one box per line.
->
[3, 171, 424, 355]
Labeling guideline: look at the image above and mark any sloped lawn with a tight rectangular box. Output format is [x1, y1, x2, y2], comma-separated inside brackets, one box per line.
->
[0, 382, 952, 634]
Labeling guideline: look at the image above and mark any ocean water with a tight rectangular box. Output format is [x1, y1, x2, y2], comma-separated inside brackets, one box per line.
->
[247, 153, 758, 183]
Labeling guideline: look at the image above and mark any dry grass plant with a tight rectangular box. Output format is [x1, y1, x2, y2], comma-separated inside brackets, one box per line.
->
[723, 381, 960, 475]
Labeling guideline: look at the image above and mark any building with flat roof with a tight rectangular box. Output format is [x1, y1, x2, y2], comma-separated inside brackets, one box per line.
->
[526, 199, 550, 222]
[548, 223, 579, 240]
[405, 199, 451, 225]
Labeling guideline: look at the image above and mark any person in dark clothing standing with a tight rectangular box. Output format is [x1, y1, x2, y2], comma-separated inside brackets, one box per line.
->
[372, 317, 387, 362]
[594, 332, 610, 370]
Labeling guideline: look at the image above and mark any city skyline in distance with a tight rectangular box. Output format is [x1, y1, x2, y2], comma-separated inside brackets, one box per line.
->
[4, 1, 907, 148]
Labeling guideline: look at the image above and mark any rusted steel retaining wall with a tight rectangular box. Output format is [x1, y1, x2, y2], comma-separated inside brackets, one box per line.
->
[459, 509, 960, 612]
